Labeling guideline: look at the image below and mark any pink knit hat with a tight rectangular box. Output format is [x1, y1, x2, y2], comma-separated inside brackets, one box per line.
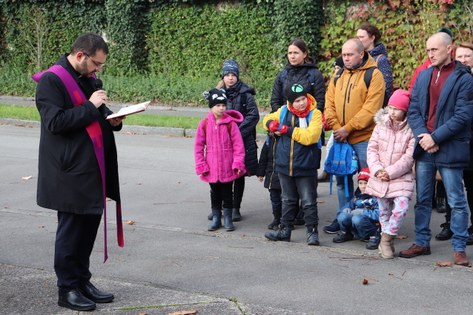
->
[388, 89, 411, 112]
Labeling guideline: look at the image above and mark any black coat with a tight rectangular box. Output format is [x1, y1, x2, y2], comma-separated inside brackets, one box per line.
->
[35, 55, 121, 215]
[256, 135, 281, 190]
[270, 62, 325, 113]
[225, 81, 259, 176]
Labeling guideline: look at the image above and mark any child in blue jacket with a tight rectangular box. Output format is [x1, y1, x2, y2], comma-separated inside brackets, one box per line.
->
[333, 168, 380, 246]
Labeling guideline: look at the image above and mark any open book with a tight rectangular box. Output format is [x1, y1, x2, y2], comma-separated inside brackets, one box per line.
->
[106, 101, 151, 120]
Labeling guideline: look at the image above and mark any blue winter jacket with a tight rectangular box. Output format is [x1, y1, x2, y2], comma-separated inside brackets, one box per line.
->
[408, 62, 473, 167]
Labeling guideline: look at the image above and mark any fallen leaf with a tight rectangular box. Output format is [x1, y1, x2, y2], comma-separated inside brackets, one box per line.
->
[436, 261, 453, 267]
[125, 220, 135, 225]
[167, 310, 197, 315]
[138, 312, 147, 315]
[362, 278, 369, 285]
[22, 175, 33, 180]
[396, 234, 408, 240]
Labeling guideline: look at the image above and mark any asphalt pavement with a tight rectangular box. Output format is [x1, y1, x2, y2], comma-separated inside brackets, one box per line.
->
[1, 100, 473, 315]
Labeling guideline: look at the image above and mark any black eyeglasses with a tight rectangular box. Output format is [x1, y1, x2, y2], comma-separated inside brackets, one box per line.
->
[83, 52, 105, 69]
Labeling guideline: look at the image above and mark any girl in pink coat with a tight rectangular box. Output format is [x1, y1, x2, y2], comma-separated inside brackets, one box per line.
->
[194, 88, 246, 232]
[366, 89, 415, 259]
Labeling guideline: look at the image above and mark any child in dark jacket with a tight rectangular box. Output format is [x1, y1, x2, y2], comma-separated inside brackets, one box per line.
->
[333, 168, 380, 246]
[257, 135, 282, 230]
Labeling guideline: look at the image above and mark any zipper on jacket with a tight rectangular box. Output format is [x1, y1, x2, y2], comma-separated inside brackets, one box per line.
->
[342, 73, 354, 125]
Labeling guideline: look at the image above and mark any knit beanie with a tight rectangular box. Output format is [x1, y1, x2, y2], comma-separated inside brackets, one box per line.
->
[285, 83, 307, 104]
[388, 89, 410, 112]
[358, 168, 370, 182]
[204, 88, 227, 108]
[221, 59, 240, 78]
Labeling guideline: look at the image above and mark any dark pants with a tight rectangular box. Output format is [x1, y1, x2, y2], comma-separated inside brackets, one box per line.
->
[210, 181, 233, 209]
[269, 188, 282, 218]
[55, 211, 101, 291]
[279, 173, 318, 227]
[233, 176, 245, 209]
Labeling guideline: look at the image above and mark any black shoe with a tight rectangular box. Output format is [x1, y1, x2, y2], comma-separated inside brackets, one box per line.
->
[207, 212, 213, 220]
[323, 219, 340, 234]
[78, 282, 114, 303]
[333, 231, 354, 243]
[58, 289, 96, 311]
[264, 226, 291, 242]
[267, 219, 280, 230]
[366, 232, 381, 250]
[307, 226, 320, 246]
[232, 208, 241, 222]
[435, 222, 453, 241]
[436, 197, 447, 213]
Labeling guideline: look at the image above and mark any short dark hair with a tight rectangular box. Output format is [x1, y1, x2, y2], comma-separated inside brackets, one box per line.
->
[358, 22, 381, 44]
[288, 38, 310, 63]
[71, 32, 108, 56]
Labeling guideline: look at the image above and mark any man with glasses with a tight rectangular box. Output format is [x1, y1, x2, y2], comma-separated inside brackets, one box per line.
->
[33, 33, 123, 311]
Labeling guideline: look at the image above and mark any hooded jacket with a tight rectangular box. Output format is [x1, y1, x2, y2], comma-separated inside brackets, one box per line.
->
[194, 110, 246, 183]
[370, 42, 393, 102]
[408, 61, 473, 167]
[225, 80, 259, 176]
[366, 108, 415, 199]
[263, 94, 322, 177]
[270, 61, 325, 113]
[324, 53, 385, 144]
[35, 55, 121, 215]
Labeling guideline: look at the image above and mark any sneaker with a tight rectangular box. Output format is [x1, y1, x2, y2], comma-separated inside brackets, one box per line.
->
[323, 219, 340, 234]
[333, 231, 354, 243]
[453, 251, 469, 266]
[267, 219, 280, 230]
[366, 233, 381, 250]
[399, 244, 431, 258]
[306, 227, 320, 246]
[435, 222, 453, 241]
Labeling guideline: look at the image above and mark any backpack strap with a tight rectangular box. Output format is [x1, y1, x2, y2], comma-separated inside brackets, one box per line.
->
[334, 66, 376, 90]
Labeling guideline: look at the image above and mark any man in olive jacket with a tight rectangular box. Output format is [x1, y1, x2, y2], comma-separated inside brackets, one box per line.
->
[324, 38, 385, 231]
[34, 33, 124, 311]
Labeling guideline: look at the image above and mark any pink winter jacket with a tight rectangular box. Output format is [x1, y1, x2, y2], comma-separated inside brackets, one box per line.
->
[366, 108, 415, 199]
[194, 110, 246, 183]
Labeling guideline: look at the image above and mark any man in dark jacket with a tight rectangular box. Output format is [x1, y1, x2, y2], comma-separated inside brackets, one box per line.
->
[399, 32, 473, 266]
[34, 33, 124, 311]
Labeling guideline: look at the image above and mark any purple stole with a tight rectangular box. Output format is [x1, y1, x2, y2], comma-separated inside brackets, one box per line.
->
[32, 65, 124, 262]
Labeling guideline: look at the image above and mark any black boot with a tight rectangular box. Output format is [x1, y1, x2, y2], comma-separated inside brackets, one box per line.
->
[208, 208, 222, 231]
[223, 208, 235, 231]
[267, 218, 280, 230]
[306, 225, 320, 246]
[232, 208, 241, 222]
[207, 212, 213, 220]
[366, 228, 381, 250]
[435, 222, 453, 241]
[436, 197, 447, 213]
[264, 225, 291, 242]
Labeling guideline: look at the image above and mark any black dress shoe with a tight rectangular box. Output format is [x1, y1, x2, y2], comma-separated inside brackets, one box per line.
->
[58, 288, 96, 311]
[79, 281, 114, 303]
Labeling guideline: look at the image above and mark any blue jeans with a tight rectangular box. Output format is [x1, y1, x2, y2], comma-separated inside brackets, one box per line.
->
[414, 158, 469, 251]
[336, 141, 368, 209]
[337, 212, 378, 240]
[279, 173, 318, 227]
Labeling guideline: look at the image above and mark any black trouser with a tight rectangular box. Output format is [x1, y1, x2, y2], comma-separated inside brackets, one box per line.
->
[210, 181, 233, 210]
[54, 211, 101, 291]
[233, 176, 245, 209]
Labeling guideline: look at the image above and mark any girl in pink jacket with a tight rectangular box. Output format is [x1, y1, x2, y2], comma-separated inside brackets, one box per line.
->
[366, 89, 415, 259]
[194, 88, 246, 232]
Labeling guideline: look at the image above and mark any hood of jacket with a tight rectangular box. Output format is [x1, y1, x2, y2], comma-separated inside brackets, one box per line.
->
[370, 43, 388, 58]
[225, 80, 256, 99]
[373, 107, 411, 133]
[214, 109, 244, 125]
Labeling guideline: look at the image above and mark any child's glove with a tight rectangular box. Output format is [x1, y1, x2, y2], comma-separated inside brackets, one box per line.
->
[279, 124, 289, 134]
[268, 120, 279, 133]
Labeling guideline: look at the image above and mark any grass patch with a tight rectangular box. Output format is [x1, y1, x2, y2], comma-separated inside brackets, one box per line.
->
[0, 104, 267, 133]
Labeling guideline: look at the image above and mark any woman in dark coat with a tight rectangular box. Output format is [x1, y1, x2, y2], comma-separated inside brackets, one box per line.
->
[212, 59, 259, 221]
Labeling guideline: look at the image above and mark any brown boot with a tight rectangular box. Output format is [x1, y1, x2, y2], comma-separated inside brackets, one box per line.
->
[453, 251, 469, 266]
[379, 234, 394, 259]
